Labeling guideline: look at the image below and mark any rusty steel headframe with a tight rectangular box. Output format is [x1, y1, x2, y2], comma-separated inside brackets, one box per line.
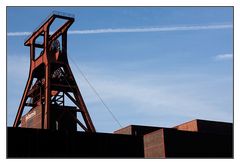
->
[13, 11, 96, 132]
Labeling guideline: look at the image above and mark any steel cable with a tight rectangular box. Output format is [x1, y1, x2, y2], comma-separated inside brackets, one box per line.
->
[68, 55, 123, 128]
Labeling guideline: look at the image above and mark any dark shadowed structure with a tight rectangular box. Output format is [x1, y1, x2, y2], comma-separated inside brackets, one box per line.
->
[7, 119, 232, 158]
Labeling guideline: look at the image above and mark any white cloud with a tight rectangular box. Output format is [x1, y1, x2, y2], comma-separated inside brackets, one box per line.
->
[215, 54, 233, 60]
[7, 24, 232, 36]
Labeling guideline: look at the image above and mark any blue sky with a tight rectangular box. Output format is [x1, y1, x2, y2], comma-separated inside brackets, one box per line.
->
[7, 7, 233, 133]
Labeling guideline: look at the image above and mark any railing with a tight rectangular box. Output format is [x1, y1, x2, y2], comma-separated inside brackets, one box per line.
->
[24, 11, 75, 43]
[52, 11, 75, 19]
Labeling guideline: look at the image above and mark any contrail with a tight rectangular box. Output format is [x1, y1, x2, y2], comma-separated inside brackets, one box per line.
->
[7, 32, 32, 36]
[7, 24, 232, 36]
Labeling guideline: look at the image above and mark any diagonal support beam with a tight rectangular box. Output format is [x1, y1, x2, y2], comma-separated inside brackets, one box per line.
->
[69, 112, 88, 132]
[65, 92, 81, 109]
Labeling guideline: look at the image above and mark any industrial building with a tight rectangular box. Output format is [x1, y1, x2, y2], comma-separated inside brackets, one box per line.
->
[114, 119, 232, 158]
[8, 119, 232, 158]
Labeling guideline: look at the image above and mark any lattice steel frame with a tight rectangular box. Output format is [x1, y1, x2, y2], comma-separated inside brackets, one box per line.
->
[13, 12, 96, 132]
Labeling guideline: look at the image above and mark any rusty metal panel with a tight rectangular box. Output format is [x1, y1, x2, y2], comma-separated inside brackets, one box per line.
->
[143, 129, 165, 158]
[114, 125, 132, 135]
[174, 119, 233, 135]
[21, 106, 42, 129]
[174, 120, 198, 132]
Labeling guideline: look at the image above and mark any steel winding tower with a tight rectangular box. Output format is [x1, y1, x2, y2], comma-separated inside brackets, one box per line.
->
[13, 12, 96, 132]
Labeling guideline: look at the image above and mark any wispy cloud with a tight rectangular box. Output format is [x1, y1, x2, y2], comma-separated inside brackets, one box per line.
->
[215, 53, 233, 60]
[68, 58, 232, 123]
[7, 54, 233, 132]
[7, 24, 232, 36]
